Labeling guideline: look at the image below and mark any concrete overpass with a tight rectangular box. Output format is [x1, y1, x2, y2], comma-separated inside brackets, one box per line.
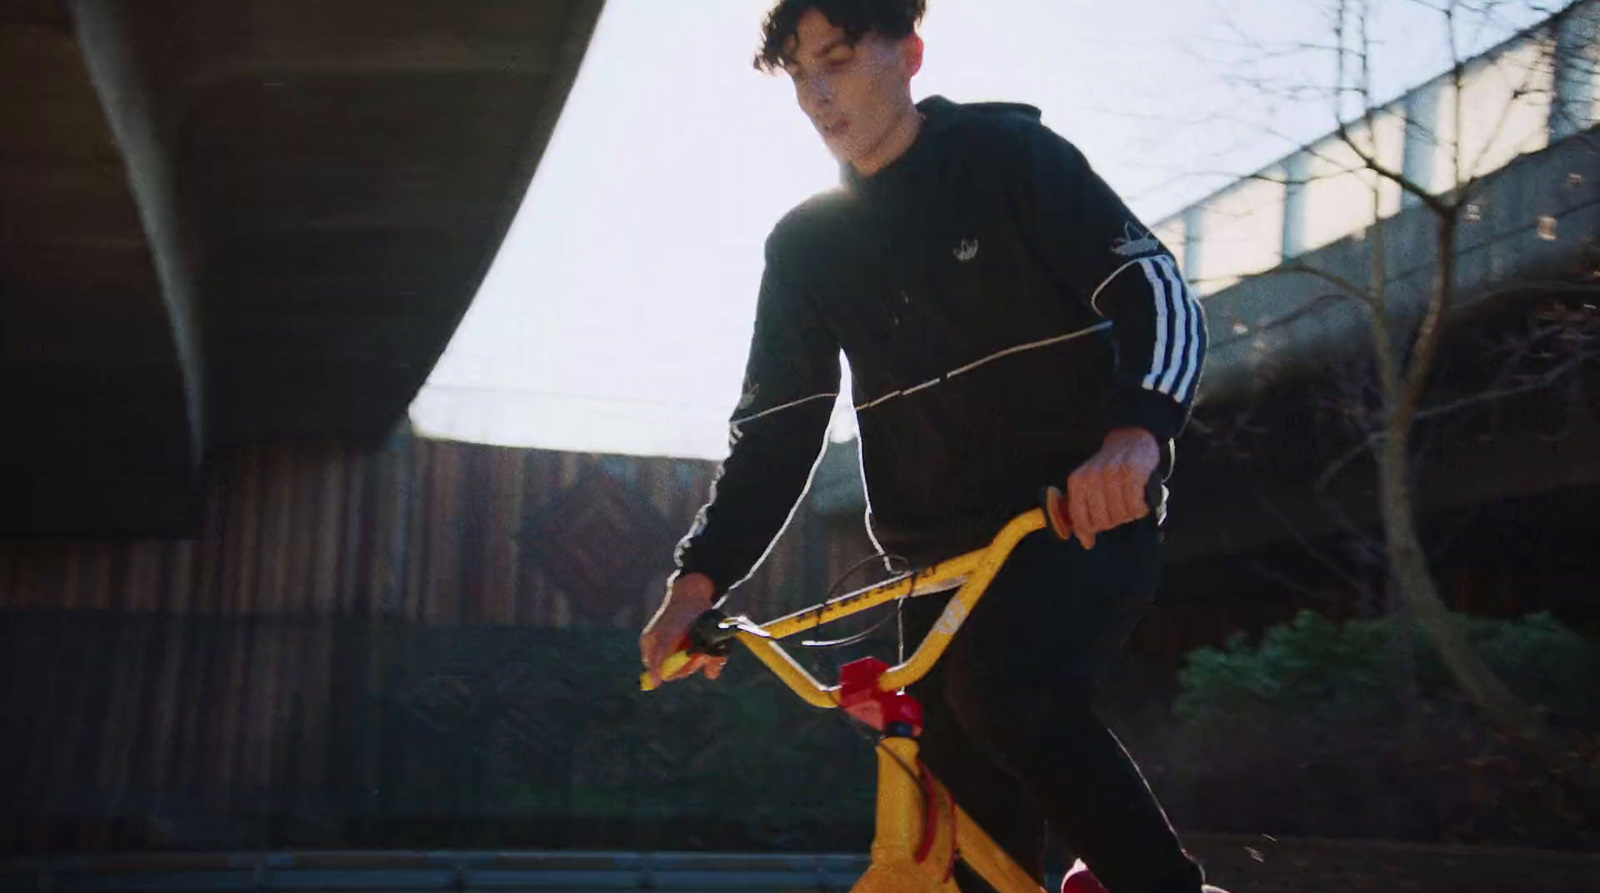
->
[3, 0, 1593, 565]
[1151, 4, 1600, 564]
[1, 0, 605, 535]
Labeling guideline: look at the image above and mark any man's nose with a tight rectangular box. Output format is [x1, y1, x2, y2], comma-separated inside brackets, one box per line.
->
[801, 73, 834, 105]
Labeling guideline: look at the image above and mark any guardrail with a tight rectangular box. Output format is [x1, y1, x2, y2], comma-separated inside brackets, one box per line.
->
[0, 851, 870, 892]
[6, 839, 1599, 893]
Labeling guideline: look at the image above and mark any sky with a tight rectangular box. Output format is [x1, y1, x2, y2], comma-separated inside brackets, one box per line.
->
[409, 0, 1548, 460]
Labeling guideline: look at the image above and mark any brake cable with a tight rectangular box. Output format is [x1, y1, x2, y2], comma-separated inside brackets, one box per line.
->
[797, 550, 912, 648]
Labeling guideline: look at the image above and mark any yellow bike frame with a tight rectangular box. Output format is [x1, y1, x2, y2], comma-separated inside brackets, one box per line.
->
[642, 508, 1053, 893]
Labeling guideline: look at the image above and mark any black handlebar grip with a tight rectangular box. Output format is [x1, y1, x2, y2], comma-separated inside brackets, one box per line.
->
[685, 609, 736, 657]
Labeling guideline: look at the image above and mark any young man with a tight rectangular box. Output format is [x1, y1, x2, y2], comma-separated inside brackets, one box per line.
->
[639, 3, 1218, 892]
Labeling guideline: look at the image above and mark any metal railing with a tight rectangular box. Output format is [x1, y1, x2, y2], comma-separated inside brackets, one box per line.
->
[0, 851, 871, 892]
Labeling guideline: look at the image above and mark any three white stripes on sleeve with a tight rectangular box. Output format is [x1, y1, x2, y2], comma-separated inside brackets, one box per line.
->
[1136, 255, 1202, 404]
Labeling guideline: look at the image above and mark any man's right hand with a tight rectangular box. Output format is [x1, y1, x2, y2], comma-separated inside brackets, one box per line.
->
[639, 572, 727, 687]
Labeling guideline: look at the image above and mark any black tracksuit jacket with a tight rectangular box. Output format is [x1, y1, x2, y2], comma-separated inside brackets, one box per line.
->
[675, 96, 1207, 594]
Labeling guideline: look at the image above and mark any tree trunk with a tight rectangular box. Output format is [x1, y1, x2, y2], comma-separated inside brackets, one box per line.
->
[1374, 422, 1544, 741]
[1385, 567, 1423, 756]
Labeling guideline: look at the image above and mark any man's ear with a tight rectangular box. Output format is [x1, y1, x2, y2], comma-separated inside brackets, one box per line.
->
[902, 32, 924, 78]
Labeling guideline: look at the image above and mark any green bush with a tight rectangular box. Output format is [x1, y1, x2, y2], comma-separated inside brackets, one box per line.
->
[1175, 610, 1600, 729]
[1155, 610, 1600, 848]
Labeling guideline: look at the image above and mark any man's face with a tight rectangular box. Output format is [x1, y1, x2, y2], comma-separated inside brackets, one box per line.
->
[782, 9, 919, 168]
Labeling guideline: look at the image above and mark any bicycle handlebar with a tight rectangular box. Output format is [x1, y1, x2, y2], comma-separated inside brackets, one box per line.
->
[645, 610, 740, 685]
[639, 483, 1080, 697]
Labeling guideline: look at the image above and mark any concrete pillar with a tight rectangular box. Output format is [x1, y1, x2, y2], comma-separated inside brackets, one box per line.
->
[1551, 0, 1599, 141]
[1183, 204, 1206, 288]
[1282, 152, 1310, 259]
[1402, 80, 1444, 208]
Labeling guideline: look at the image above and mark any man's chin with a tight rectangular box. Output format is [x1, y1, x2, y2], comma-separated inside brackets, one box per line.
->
[821, 140, 863, 168]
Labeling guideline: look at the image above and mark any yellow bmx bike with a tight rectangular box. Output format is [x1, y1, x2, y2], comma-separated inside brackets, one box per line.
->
[641, 487, 1097, 893]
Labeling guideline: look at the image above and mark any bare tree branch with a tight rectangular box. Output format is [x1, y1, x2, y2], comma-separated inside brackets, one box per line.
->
[1335, 120, 1457, 215]
[1415, 320, 1599, 421]
[1397, 221, 1461, 425]
[1450, 0, 1468, 193]
[1318, 295, 1596, 491]
[1316, 432, 1380, 490]
[1457, 34, 1560, 197]
[1253, 490, 1381, 595]
[1284, 259, 1381, 306]
[1209, 292, 1367, 349]
[1245, 559, 1337, 602]
[1119, 163, 1368, 209]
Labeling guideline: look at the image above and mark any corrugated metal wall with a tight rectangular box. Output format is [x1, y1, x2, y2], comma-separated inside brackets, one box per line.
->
[8, 433, 1587, 855]
[14, 433, 1492, 854]
[0, 610, 885, 853]
[0, 435, 877, 854]
[0, 435, 823, 625]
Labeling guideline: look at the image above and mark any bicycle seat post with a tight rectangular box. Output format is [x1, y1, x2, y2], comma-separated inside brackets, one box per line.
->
[831, 659, 960, 892]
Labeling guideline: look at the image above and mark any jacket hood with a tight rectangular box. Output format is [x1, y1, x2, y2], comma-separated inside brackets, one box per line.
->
[920, 95, 1041, 131]
[841, 95, 1041, 189]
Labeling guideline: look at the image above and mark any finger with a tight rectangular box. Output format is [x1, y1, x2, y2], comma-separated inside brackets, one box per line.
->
[1068, 471, 1097, 550]
[1082, 472, 1111, 534]
[651, 652, 692, 687]
[704, 655, 729, 680]
[655, 650, 694, 684]
[672, 654, 709, 682]
[639, 632, 661, 686]
[1102, 469, 1132, 527]
[647, 631, 688, 686]
[1124, 470, 1151, 520]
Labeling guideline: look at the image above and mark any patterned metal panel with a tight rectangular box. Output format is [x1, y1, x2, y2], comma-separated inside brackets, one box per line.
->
[0, 435, 831, 626]
[0, 612, 882, 853]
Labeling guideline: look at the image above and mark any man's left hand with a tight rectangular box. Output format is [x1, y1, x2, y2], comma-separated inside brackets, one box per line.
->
[1065, 426, 1160, 550]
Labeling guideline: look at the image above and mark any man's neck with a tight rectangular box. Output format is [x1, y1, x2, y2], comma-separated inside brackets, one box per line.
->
[850, 101, 923, 178]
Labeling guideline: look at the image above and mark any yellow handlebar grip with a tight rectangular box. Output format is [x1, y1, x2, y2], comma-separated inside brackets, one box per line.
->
[638, 649, 693, 691]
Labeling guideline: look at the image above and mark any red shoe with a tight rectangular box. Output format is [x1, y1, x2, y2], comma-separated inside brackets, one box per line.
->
[1060, 860, 1108, 893]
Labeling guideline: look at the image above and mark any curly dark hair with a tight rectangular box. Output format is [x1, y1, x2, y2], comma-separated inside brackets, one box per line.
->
[754, 0, 926, 72]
